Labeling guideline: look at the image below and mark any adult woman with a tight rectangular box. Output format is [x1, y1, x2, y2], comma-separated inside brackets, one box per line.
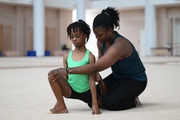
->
[48, 6, 147, 111]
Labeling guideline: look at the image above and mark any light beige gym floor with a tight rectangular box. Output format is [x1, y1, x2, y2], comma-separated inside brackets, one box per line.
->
[0, 56, 180, 120]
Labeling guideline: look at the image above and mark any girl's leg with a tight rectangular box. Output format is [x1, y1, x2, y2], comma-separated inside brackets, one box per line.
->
[48, 76, 71, 113]
[102, 78, 147, 110]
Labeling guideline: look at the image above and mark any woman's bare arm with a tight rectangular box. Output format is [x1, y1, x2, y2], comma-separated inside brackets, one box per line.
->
[52, 37, 132, 79]
[70, 37, 131, 74]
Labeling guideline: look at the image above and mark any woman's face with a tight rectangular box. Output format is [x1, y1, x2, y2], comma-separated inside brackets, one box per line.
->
[93, 27, 111, 43]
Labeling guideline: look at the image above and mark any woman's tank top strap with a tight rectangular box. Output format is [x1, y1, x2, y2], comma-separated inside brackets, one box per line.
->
[102, 31, 122, 54]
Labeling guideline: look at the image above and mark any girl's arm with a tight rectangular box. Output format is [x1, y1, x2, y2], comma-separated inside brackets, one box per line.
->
[48, 52, 69, 81]
[88, 52, 101, 115]
[96, 41, 108, 96]
[89, 74, 101, 114]
[63, 52, 69, 79]
[96, 73, 107, 96]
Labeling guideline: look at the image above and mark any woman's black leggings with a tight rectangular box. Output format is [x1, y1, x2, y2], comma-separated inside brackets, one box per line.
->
[96, 74, 147, 110]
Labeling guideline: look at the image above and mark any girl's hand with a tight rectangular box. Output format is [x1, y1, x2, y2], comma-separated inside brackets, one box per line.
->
[92, 103, 101, 115]
[48, 68, 66, 82]
[95, 73, 102, 82]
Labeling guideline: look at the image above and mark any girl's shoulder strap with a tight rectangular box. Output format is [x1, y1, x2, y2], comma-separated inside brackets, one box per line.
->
[85, 49, 90, 57]
[84, 49, 90, 63]
[67, 50, 73, 60]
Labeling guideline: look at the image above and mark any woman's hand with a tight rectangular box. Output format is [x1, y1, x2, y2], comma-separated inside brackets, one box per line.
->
[48, 68, 66, 82]
[92, 103, 101, 115]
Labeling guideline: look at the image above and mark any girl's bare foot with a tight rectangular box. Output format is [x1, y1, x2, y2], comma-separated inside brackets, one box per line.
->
[50, 102, 58, 112]
[47, 102, 68, 114]
[49, 107, 68, 114]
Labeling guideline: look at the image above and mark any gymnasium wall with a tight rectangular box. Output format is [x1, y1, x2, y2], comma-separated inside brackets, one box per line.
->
[0, 4, 72, 56]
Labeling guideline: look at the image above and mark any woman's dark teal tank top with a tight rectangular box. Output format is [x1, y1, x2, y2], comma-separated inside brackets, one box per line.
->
[102, 31, 147, 81]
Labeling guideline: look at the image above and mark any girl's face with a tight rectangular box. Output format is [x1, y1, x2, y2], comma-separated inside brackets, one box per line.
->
[93, 27, 112, 43]
[69, 28, 86, 47]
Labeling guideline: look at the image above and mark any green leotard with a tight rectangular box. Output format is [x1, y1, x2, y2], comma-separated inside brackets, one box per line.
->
[67, 50, 90, 93]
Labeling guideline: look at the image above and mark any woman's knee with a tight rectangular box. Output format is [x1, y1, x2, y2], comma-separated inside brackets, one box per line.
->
[103, 97, 117, 110]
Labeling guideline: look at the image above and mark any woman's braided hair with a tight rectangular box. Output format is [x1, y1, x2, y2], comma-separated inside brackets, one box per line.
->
[93, 7, 120, 30]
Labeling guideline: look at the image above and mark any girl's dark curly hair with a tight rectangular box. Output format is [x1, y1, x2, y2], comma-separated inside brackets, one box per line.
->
[67, 19, 91, 42]
[93, 7, 120, 30]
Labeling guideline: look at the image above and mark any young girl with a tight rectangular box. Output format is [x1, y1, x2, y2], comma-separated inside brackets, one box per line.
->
[47, 19, 101, 114]
[49, 7, 147, 111]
